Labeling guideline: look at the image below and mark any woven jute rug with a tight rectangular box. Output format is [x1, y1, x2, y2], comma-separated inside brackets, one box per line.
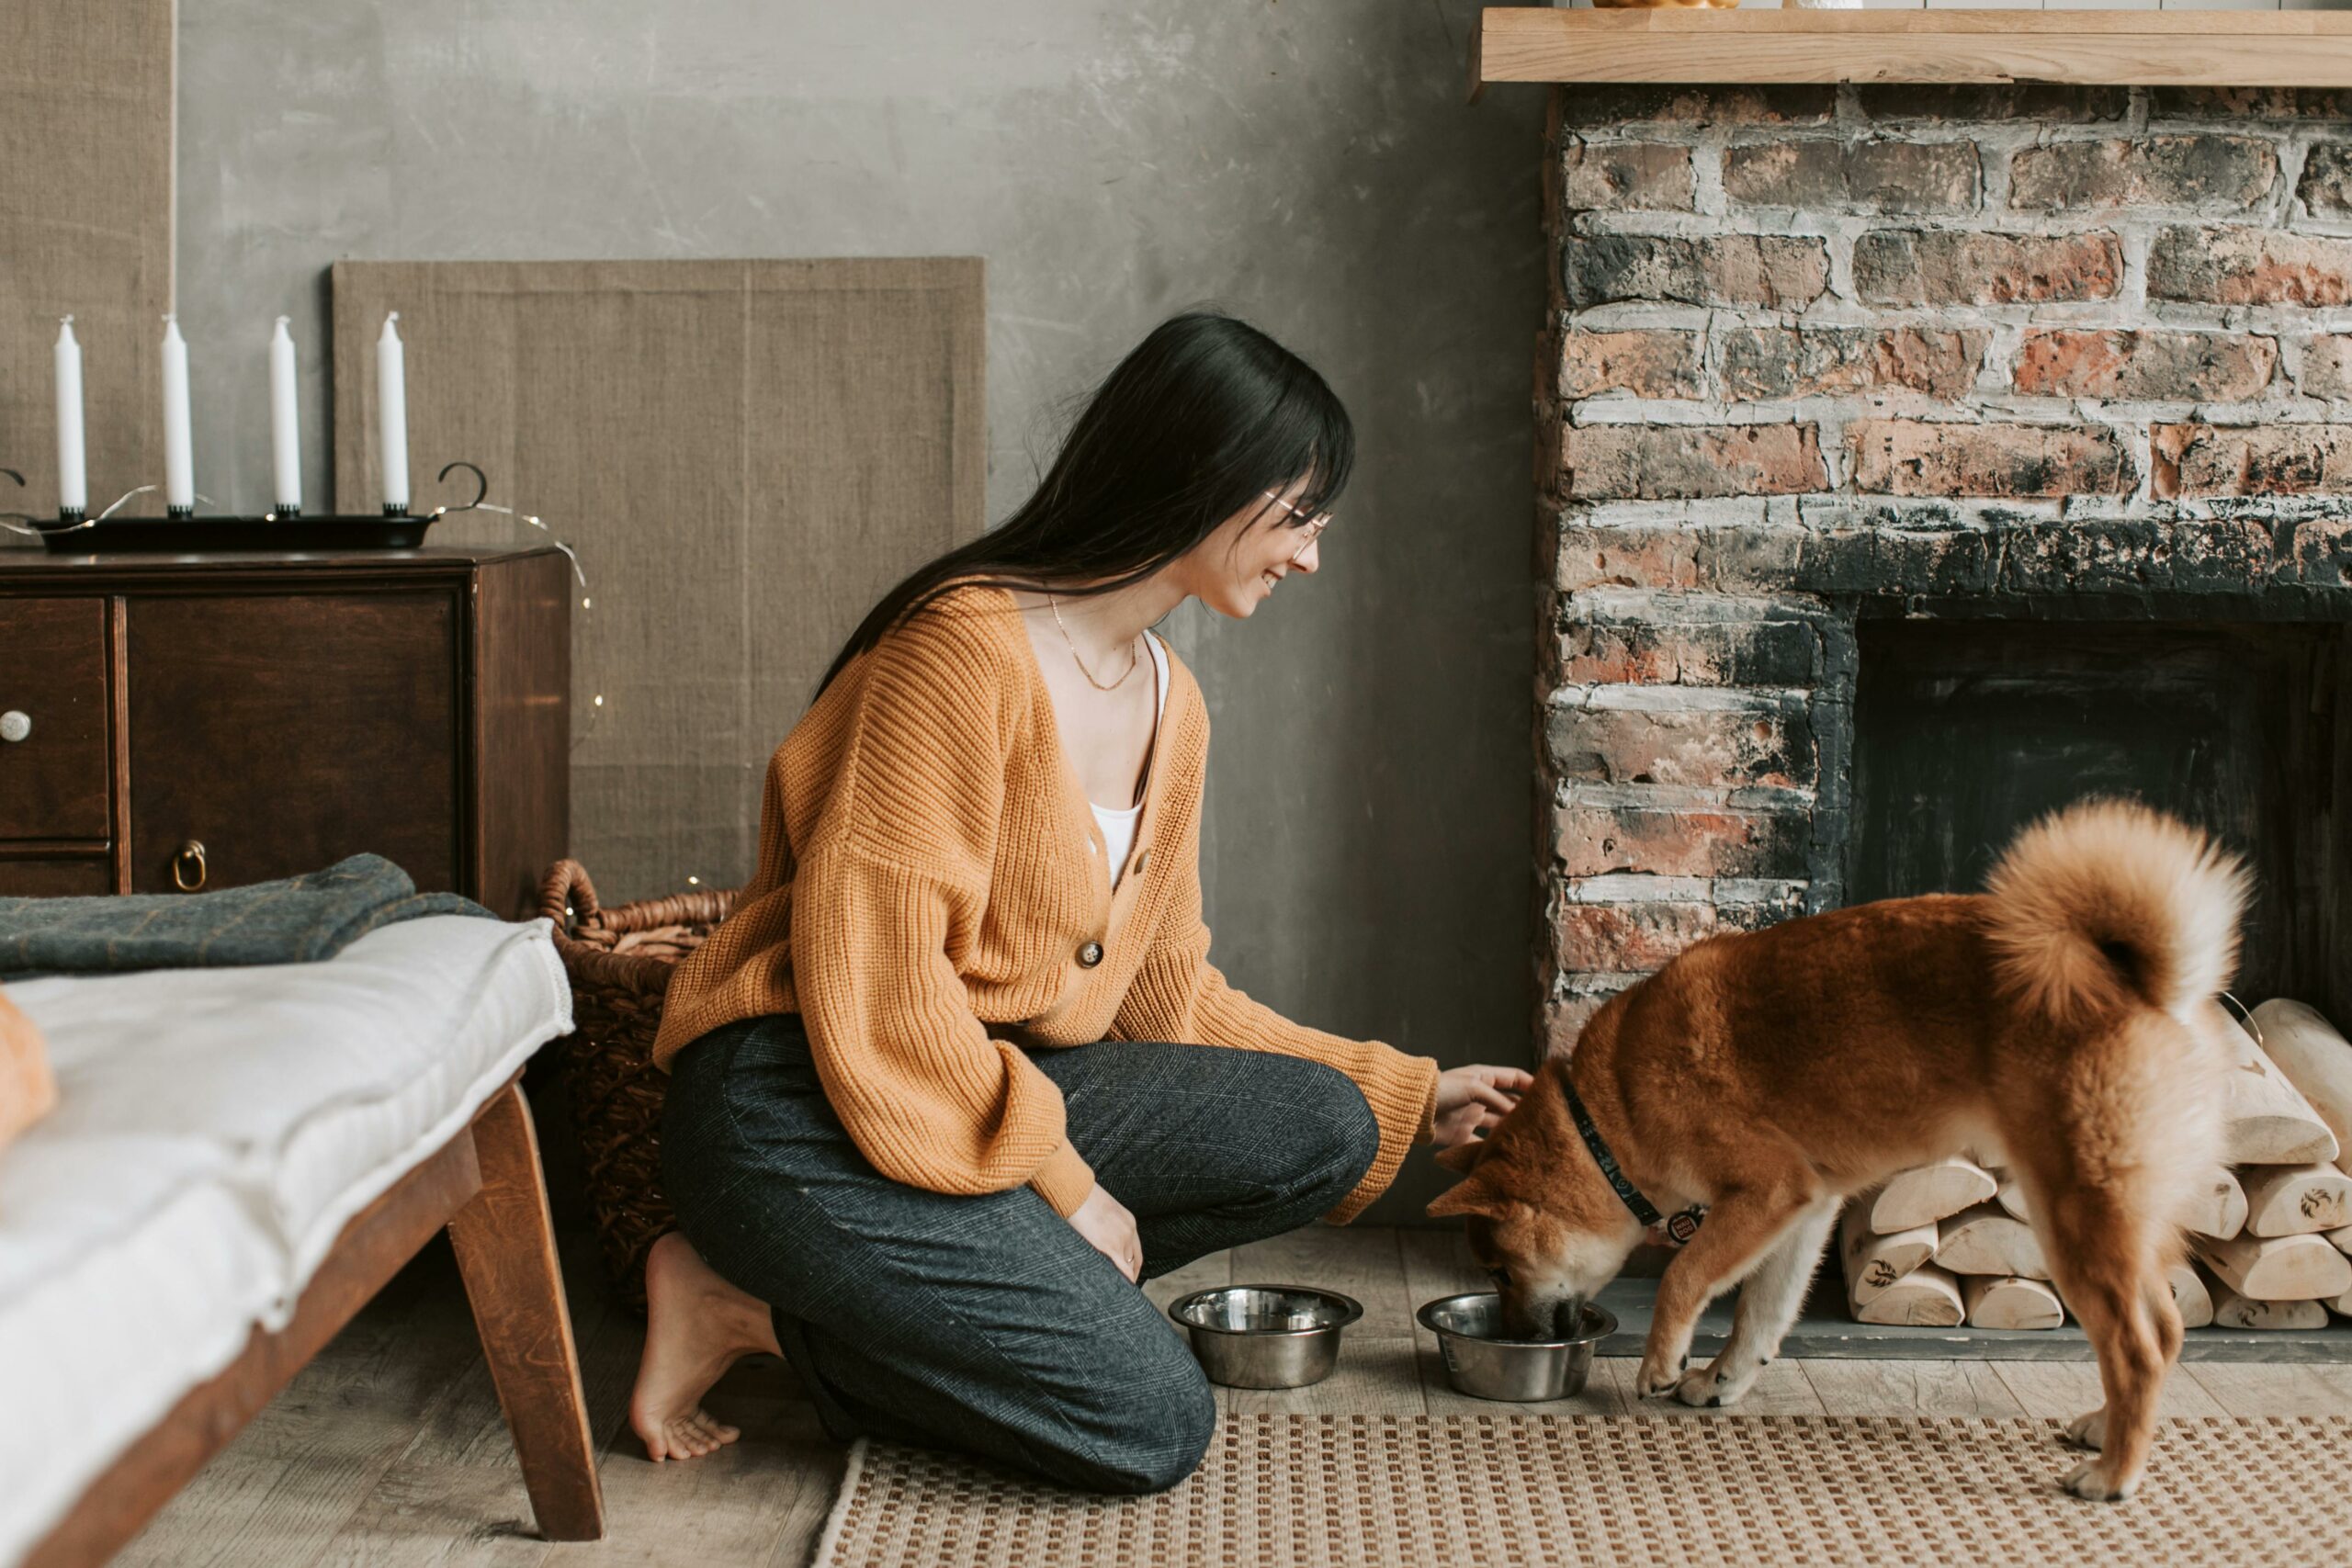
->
[809, 1413, 2352, 1567]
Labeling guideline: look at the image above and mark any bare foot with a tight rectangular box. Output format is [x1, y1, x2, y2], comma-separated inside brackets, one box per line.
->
[629, 1232, 782, 1462]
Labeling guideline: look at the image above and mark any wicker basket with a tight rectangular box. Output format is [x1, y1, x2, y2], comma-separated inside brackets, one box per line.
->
[539, 859, 737, 1311]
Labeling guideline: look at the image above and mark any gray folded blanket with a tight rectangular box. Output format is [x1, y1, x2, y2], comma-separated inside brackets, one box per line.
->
[0, 854, 495, 978]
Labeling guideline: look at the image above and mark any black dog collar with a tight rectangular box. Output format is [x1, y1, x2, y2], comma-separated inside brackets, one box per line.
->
[1563, 1075, 1706, 1247]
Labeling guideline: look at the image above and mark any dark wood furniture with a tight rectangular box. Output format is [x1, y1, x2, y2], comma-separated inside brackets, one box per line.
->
[0, 547, 569, 919]
[24, 1079, 606, 1565]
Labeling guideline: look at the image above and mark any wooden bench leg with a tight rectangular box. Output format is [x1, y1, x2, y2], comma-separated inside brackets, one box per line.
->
[447, 1080, 606, 1541]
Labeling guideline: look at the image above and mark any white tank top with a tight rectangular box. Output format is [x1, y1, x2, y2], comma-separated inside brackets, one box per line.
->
[1092, 632, 1169, 890]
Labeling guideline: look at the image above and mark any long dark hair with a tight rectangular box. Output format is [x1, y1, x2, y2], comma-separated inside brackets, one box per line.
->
[816, 310, 1354, 697]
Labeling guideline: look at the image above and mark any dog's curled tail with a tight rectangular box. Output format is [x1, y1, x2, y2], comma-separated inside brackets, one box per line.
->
[1984, 799, 2248, 1026]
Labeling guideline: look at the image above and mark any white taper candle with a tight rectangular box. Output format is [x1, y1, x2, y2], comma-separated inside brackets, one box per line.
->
[377, 312, 409, 514]
[269, 316, 301, 513]
[54, 318, 86, 515]
[162, 314, 193, 512]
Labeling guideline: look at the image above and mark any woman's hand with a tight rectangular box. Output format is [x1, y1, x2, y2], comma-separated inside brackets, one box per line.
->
[1432, 1064, 1533, 1151]
[1069, 1182, 1144, 1282]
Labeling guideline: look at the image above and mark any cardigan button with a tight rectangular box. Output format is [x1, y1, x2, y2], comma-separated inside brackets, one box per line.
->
[1078, 940, 1104, 968]
[1133, 850, 1150, 874]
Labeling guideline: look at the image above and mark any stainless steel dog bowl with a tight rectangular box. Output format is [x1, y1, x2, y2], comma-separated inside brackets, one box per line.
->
[1417, 1292, 1617, 1403]
[1167, 1284, 1364, 1389]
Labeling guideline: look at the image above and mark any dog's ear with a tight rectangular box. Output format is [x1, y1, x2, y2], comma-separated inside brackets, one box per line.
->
[1426, 1167, 1505, 1221]
[1433, 1139, 1488, 1174]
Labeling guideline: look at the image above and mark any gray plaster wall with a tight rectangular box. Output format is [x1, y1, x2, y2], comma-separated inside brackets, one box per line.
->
[175, 0, 1543, 1222]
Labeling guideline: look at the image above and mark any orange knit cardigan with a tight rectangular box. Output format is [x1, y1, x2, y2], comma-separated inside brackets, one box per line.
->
[651, 583, 1439, 1222]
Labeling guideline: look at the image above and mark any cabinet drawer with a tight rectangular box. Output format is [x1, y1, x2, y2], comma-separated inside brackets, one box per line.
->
[0, 856, 112, 897]
[0, 597, 110, 840]
[127, 592, 460, 894]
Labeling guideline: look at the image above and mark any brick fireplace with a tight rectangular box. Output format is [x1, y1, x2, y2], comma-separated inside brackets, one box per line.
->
[1534, 82, 2352, 1056]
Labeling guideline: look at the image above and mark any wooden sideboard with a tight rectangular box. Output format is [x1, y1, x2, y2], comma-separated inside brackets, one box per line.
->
[0, 546, 569, 919]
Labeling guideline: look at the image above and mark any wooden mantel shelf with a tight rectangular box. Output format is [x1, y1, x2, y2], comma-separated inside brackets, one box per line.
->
[1473, 6, 2352, 90]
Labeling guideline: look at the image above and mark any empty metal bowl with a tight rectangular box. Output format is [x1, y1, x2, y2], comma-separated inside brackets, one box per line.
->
[1417, 1292, 1617, 1403]
[1167, 1284, 1364, 1389]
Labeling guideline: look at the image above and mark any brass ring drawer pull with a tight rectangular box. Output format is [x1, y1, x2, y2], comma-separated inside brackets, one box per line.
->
[173, 839, 208, 892]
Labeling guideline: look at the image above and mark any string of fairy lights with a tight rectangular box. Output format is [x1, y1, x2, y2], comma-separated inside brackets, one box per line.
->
[420, 467, 610, 758]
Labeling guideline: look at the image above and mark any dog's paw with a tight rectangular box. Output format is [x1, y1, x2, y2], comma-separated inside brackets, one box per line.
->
[2063, 1407, 2109, 1451]
[2062, 1457, 2138, 1502]
[1634, 1357, 1683, 1399]
[1673, 1359, 1753, 1409]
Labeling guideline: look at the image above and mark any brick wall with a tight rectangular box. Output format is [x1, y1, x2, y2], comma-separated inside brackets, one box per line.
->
[1535, 84, 2352, 1054]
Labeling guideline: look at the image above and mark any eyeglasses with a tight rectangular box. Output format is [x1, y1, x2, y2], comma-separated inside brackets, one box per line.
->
[1261, 490, 1333, 560]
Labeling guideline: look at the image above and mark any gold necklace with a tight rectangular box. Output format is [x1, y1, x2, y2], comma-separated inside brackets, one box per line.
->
[1047, 592, 1139, 692]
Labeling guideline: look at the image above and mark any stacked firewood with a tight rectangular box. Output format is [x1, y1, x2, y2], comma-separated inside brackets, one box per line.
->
[2194, 1000, 2352, 1329]
[1840, 1156, 2056, 1329]
[1839, 1000, 2352, 1331]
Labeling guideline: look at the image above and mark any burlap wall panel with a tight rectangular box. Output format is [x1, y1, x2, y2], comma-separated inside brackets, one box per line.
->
[332, 259, 984, 900]
[0, 0, 172, 532]
[743, 275, 983, 734]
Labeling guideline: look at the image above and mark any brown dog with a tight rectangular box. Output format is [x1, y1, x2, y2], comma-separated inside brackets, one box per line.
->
[1430, 800, 2247, 1500]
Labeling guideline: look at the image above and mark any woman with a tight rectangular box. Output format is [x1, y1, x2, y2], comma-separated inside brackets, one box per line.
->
[628, 310, 1530, 1494]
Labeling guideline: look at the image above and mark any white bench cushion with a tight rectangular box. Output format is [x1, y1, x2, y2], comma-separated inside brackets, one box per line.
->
[0, 915, 573, 1566]
[0, 1177, 280, 1568]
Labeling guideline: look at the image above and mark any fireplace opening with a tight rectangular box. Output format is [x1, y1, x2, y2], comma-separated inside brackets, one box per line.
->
[1849, 617, 2352, 1013]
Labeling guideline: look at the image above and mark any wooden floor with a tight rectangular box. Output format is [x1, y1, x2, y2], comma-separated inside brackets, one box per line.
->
[124, 1225, 2352, 1568]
